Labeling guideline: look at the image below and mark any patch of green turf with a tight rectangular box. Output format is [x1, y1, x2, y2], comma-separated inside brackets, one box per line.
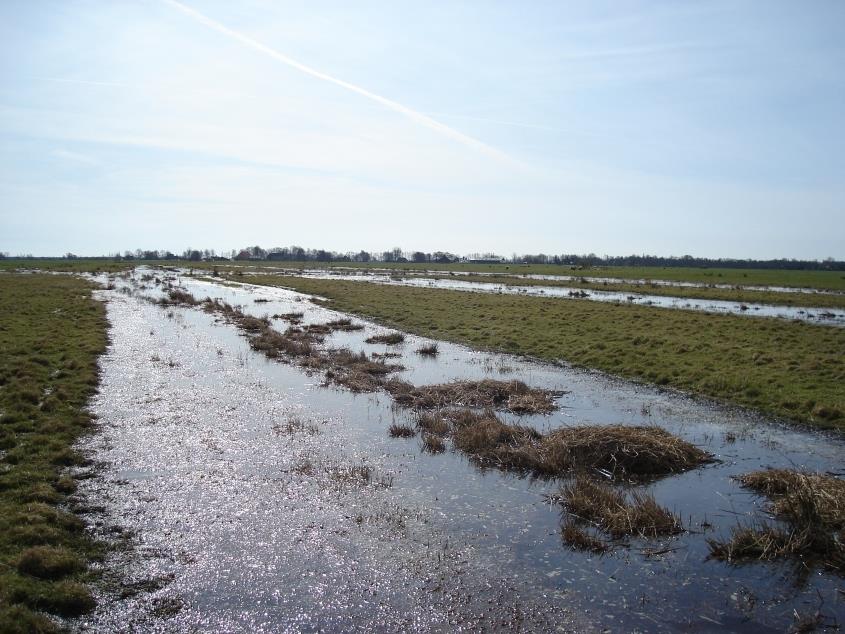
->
[241, 275, 845, 431]
[0, 274, 108, 627]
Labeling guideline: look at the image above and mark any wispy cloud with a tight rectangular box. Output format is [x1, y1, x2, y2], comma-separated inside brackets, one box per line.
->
[51, 148, 99, 165]
[38, 77, 127, 89]
[162, 0, 510, 162]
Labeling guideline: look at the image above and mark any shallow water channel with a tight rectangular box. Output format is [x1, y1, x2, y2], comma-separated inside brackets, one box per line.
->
[254, 269, 845, 327]
[73, 271, 845, 632]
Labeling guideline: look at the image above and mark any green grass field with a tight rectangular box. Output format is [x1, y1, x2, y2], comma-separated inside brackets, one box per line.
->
[0, 274, 108, 631]
[209, 260, 845, 291]
[239, 275, 845, 431]
[0, 259, 133, 274]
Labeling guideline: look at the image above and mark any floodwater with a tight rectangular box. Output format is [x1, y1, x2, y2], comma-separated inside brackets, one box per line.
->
[246, 268, 845, 327]
[72, 271, 845, 632]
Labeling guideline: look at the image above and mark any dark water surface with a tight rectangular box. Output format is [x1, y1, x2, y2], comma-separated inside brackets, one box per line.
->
[71, 271, 844, 632]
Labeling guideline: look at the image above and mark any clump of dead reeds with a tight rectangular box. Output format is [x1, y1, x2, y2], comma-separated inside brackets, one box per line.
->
[441, 411, 709, 480]
[421, 433, 446, 454]
[273, 311, 304, 322]
[323, 368, 383, 393]
[322, 349, 403, 393]
[707, 469, 845, 572]
[559, 476, 682, 539]
[325, 318, 365, 331]
[366, 332, 405, 345]
[541, 425, 711, 479]
[236, 314, 271, 333]
[327, 350, 400, 376]
[452, 412, 542, 471]
[417, 412, 449, 436]
[415, 343, 439, 356]
[249, 328, 316, 359]
[159, 289, 198, 306]
[386, 379, 558, 414]
[388, 423, 416, 438]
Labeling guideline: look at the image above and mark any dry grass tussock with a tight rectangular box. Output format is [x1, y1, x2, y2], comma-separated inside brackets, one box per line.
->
[388, 423, 416, 438]
[159, 288, 199, 306]
[559, 476, 682, 539]
[365, 332, 405, 345]
[405, 409, 709, 481]
[542, 425, 712, 479]
[386, 378, 559, 414]
[415, 343, 439, 356]
[708, 469, 845, 573]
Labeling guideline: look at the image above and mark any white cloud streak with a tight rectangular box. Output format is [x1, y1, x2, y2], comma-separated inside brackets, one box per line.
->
[38, 77, 127, 88]
[162, 0, 511, 162]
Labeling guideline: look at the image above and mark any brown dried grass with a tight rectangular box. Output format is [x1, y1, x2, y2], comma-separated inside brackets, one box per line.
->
[386, 379, 558, 414]
[421, 433, 446, 454]
[708, 469, 845, 572]
[559, 476, 682, 539]
[417, 412, 449, 435]
[366, 332, 405, 345]
[542, 425, 711, 479]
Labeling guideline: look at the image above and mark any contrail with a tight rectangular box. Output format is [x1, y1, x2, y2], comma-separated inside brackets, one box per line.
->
[163, 0, 510, 161]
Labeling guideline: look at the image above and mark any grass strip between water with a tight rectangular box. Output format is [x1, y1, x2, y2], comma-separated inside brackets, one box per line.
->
[440, 273, 845, 310]
[0, 274, 109, 631]
[236, 275, 845, 431]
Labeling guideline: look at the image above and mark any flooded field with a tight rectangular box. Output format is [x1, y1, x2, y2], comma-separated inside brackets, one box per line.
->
[73, 271, 845, 632]
[241, 269, 845, 327]
[273, 266, 845, 296]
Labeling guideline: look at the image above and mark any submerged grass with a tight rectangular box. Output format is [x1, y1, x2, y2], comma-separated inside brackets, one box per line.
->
[240, 276, 845, 430]
[0, 274, 108, 629]
[708, 469, 845, 573]
[558, 476, 682, 539]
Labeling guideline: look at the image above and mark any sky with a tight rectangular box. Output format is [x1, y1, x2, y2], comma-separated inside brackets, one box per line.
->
[1, 0, 843, 259]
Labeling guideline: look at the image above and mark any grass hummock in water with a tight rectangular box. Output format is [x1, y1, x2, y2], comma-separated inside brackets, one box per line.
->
[386, 379, 560, 414]
[365, 332, 405, 345]
[557, 476, 682, 539]
[415, 343, 439, 357]
[707, 469, 845, 573]
[403, 408, 709, 481]
[388, 423, 416, 438]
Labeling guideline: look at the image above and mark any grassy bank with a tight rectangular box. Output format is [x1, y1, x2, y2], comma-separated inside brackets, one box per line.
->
[240, 275, 845, 431]
[0, 274, 108, 631]
[0, 259, 132, 274]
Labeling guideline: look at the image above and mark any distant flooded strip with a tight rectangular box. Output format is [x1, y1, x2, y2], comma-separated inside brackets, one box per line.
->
[247, 270, 845, 327]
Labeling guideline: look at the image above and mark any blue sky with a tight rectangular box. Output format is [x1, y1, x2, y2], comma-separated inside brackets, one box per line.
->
[1, 0, 843, 258]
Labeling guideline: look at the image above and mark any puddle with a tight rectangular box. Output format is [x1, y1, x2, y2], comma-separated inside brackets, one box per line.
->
[241, 269, 845, 327]
[73, 271, 845, 632]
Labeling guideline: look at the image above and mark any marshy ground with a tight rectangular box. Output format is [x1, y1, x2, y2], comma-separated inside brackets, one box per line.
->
[2, 267, 844, 632]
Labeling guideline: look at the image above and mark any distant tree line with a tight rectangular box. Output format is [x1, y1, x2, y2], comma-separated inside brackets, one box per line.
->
[1, 248, 842, 270]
